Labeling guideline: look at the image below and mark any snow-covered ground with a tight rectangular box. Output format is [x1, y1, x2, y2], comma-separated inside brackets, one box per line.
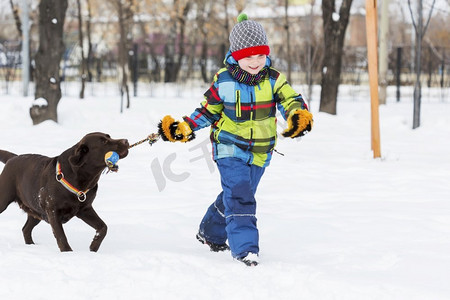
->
[0, 82, 449, 299]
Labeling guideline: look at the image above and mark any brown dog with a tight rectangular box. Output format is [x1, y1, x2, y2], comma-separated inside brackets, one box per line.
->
[0, 132, 129, 252]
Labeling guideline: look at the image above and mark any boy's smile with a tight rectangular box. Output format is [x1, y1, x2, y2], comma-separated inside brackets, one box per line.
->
[238, 54, 267, 75]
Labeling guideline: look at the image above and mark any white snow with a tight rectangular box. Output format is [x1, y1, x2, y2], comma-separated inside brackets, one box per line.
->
[52, 18, 58, 24]
[0, 83, 449, 299]
[332, 12, 340, 21]
[33, 97, 48, 106]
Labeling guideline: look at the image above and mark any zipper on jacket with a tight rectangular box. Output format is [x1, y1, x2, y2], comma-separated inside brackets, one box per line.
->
[249, 91, 254, 150]
[250, 92, 254, 120]
[235, 90, 241, 118]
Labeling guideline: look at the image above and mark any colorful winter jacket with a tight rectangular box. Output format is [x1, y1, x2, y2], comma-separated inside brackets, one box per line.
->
[184, 52, 308, 167]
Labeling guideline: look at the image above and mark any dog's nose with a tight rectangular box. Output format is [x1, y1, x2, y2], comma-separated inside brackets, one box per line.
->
[121, 139, 129, 148]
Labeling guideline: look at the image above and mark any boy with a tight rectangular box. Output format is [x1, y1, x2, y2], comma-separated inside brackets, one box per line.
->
[158, 14, 313, 266]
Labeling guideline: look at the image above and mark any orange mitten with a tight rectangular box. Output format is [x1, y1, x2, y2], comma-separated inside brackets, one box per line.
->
[282, 109, 313, 138]
[158, 115, 195, 143]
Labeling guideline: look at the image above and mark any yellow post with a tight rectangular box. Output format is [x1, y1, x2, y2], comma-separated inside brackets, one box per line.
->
[365, 0, 381, 158]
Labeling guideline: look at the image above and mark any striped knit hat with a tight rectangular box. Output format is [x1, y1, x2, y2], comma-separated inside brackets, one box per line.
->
[229, 13, 270, 61]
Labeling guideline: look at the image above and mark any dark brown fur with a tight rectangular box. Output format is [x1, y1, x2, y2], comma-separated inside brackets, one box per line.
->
[0, 132, 129, 252]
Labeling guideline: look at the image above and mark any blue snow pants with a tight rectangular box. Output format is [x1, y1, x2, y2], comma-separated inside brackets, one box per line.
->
[198, 157, 265, 258]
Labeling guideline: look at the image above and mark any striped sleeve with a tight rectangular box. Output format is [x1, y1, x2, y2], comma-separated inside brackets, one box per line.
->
[185, 73, 224, 131]
[272, 69, 308, 120]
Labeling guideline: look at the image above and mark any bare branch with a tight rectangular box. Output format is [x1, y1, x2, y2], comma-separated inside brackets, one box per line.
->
[422, 0, 436, 36]
[407, 0, 418, 34]
[9, 0, 22, 38]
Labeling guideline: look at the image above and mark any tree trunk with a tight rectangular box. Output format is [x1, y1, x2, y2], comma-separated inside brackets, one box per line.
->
[378, 0, 389, 105]
[164, 0, 191, 83]
[31, 0, 68, 125]
[408, 0, 436, 129]
[284, 0, 291, 83]
[306, 0, 316, 104]
[320, 34, 344, 115]
[164, 1, 178, 82]
[77, 0, 87, 99]
[86, 0, 93, 82]
[200, 41, 209, 82]
[9, 0, 22, 37]
[196, 0, 213, 83]
[174, 1, 191, 79]
[319, 0, 353, 115]
[116, 0, 131, 110]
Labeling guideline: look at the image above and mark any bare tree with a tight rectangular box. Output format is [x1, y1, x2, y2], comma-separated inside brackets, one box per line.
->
[76, 0, 87, 99]
[134, 0, 163, 82]
[408, 0, 436, 129]
[283, 0, 293, 83]
[85, 0, 93, 82]
[218, 0, 231, 63]
[195, 0, 215, 82]
[319, 0, 353, 115]
[164, 0, 192, 82]
[30, 0, 68, 125]
[378, 0, 389, 105]
[306, 0, 317, 103]
[113, 0, 134, 110]
[9, 0, 22, 37]
[215, 0, 245, 66]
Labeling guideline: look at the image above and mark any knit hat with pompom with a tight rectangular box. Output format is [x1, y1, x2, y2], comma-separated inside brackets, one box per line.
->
[229, 13, 270, 61]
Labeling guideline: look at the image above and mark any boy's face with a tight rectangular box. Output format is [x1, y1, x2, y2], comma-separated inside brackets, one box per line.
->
[238, 54, 267, 75]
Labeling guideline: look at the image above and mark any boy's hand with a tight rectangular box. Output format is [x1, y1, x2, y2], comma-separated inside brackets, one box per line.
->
[158, 115, 195, 142]
[282, 109, 313, 138]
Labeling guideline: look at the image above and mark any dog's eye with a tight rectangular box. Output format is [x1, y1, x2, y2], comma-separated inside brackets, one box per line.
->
[102, 138, 108, 145]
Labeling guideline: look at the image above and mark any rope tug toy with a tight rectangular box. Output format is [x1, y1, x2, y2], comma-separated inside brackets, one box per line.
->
[104, 133, 160, 172]
[128, 133, 160, 149]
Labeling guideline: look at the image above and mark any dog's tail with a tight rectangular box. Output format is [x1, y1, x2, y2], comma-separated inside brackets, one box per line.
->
[0, 150, 17, 164]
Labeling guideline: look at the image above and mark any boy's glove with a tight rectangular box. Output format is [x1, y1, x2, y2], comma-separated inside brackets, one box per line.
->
[282, 109, 313, 138]
[158, 115, 195, 143]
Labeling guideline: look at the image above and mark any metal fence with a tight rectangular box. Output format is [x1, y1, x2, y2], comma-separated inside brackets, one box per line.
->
[1, 39, 449, 97]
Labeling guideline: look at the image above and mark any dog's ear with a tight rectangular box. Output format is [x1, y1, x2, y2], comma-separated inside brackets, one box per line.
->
[69, 144, 89, 167]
